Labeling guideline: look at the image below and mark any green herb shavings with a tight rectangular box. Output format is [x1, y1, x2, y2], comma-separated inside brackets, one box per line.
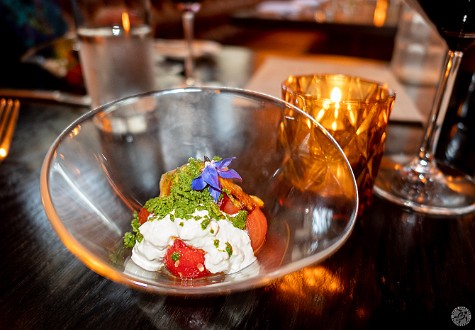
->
[123, 157, 250, 250]
[226, 210, 248, 230]
[214, 240, 233, 257]
[143, 158, 224, 222]
[201, 217, 211, 230]
[225, 242, 233, 257]
[171, 251, 180, 262]
[123, 212, 144, 248]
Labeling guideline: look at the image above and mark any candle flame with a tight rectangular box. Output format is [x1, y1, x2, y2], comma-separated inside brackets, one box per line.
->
[330, 87, 342, 103]
[122, 11, 131, 34]
[373, 0, 388, 27]
[330, 87, 341, 131]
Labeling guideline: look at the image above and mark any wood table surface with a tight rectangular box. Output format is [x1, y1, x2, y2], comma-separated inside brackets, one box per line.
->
[0, 47, 474, 330]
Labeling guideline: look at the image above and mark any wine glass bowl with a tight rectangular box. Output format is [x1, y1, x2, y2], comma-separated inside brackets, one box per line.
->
[40, 87, 358, 295]
[404, 0, 475, 51]
[374, 0, 475, 215]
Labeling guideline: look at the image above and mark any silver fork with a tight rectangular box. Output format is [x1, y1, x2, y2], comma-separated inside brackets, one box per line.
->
[0, 99, 20, 162]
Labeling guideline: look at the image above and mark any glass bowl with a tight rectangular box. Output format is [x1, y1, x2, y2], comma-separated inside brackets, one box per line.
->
[40, 87, 358, 296]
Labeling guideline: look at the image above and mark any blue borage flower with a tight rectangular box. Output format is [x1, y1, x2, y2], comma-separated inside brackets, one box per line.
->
[191, 157, 242, 202]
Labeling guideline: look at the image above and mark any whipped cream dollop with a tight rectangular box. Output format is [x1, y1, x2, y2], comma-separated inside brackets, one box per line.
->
[131, 209, 256, 274]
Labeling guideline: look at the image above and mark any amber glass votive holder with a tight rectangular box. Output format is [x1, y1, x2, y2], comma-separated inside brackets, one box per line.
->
[282, 74, 395, 216]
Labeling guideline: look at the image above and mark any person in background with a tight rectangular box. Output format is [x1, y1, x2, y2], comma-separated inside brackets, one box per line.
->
[0, 0, 71, 89]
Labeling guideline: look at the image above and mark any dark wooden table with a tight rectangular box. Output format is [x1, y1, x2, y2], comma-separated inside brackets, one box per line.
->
[1, 48, 474, 330]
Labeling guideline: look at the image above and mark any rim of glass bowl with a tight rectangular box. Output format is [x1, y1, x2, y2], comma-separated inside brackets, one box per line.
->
[40, 86, 358, 296]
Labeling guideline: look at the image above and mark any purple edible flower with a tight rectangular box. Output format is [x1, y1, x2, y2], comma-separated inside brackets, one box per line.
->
[191, 157, 242, 202]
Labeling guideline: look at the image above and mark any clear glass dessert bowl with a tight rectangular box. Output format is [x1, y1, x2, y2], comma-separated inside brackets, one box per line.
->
[40, 87, 358, 295]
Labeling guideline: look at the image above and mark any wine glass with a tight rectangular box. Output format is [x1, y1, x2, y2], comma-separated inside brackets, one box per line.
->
[172, 0, 203, 86]
[374, 0, 475, 215]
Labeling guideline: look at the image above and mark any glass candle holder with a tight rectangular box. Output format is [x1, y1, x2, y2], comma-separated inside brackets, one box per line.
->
[282, 74, 395, 216]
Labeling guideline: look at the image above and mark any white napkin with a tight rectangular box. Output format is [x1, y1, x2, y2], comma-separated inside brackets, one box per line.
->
[245, 55, 424, 123]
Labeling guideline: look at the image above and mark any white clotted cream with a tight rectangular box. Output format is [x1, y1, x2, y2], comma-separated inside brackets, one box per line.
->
[131, 209, 256, 274]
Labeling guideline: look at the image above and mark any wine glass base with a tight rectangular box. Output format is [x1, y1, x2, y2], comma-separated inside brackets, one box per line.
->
[374, 154, 475, 216]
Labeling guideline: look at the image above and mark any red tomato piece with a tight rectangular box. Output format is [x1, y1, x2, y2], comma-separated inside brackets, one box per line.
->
[246, 208, 267, 253]
[221, 195, 268, 253]
[137, 207, 150, 224]
[220, 195, 241, 214]
[164, 239, 210, 279]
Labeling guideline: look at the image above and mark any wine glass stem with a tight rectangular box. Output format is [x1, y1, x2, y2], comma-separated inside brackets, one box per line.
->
[182, 10, 196, 86]
[412, 49, 463, 172]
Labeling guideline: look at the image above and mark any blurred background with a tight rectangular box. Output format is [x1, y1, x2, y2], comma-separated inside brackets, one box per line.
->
[0, 0, 402, 90]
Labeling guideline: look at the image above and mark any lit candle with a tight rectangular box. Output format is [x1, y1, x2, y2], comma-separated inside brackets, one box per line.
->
[373, 0, 388, 27]
[122, 11, 131, 35]
[330, 86, 342, 131]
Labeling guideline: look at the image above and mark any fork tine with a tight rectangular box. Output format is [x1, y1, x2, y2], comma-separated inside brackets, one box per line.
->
[0, 99, 20, 160]
[0, 99, 8, 131]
